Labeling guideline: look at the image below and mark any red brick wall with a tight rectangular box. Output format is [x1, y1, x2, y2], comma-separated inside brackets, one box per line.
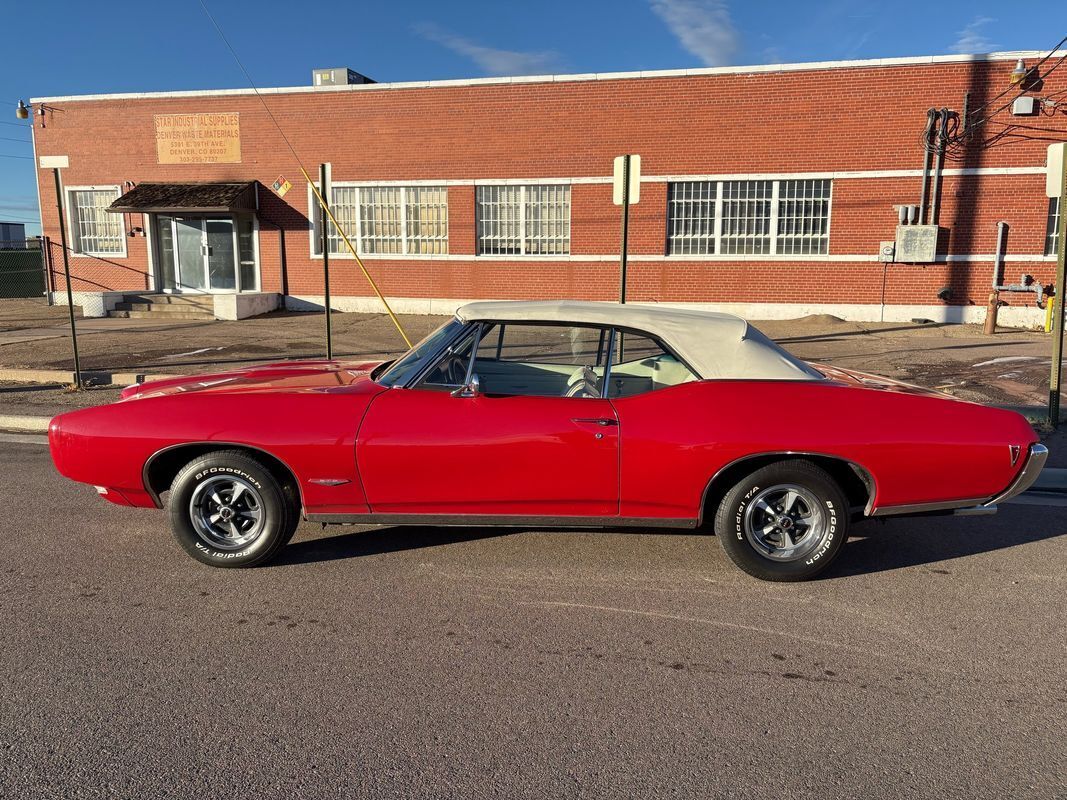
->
[32, 56, 1066, 312]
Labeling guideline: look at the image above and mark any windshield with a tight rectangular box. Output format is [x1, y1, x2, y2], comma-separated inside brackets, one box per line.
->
[376, 319, 465, 387]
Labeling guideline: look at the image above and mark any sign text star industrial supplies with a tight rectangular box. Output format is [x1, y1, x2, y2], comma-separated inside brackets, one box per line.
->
[155, 113, 241, 165]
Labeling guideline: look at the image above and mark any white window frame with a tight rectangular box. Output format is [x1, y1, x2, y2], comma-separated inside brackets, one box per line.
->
[309, 183, 448, 258]
[65, 185, 127, 258]
[476, 183, 571, 257]
[666, 178, 832, 258]
[1046, 197, 1061, 257]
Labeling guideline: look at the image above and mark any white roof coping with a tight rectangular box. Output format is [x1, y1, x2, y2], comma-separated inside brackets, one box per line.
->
[455, 300, 822, 381]
[30, 50, 1058, 105]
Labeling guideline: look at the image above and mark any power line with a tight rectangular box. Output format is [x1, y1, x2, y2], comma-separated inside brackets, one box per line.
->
[0, 120, 33, 129]
[195, 0, 413, 348]
[0, 153, 33, 160]
[966, 35, 1067, 119]
[196, 0, 306, 174]
[0, 136, 30, 144]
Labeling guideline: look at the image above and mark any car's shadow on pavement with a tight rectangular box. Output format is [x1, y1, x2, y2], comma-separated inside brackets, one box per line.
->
[274, 525, 515, 566]
[824, 503, 1062, 578]
[274, 502, 1062, 578]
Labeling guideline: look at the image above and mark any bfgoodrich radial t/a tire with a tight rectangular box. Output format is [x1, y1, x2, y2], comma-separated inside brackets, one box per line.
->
[714, 459, 848, 582]
[167, 450, 299, 568]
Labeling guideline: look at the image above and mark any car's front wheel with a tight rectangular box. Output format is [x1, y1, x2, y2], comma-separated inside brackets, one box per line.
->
[167, 450, 299, 568]
[714, 460, 848, 581]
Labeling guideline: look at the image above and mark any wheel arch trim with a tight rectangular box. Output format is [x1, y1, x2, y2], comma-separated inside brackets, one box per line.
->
[141, 442, 306, 510]
[698, 450, 879, 525]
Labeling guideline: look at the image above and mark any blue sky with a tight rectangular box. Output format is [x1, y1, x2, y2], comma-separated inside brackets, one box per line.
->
[1, 0, 1056, 236]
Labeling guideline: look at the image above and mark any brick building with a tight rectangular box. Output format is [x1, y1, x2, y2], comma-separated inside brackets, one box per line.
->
[28, 50, 1065, 325]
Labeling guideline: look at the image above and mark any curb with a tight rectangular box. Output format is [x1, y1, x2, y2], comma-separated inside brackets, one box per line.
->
[0, 368, 183, 387]
[0, 414, 51, 433]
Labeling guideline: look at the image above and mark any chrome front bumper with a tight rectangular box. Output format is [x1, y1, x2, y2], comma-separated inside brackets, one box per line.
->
[983, 443, 1049, 507]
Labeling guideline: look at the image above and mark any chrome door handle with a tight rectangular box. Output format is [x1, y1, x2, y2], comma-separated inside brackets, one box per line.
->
[572, 417, 618, 426]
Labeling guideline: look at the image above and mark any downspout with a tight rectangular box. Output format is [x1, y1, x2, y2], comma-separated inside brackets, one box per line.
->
[984, 221, 1007, 334]
[930, 108, 949, 225]
[992, 221, 1008, 289]
[918, 108, 937, 224]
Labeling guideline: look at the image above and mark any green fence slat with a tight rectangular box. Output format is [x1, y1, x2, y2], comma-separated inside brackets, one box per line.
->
[0, 248, 45, 298]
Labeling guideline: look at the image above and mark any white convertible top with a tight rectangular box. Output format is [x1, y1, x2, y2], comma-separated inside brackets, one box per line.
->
[455, 301, 823, 381]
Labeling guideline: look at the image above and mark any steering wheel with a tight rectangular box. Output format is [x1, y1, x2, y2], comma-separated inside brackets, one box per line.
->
[445, 355, 467, 385]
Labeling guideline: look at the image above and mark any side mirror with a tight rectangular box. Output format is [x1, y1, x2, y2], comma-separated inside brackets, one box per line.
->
[451, 373, 480, 398]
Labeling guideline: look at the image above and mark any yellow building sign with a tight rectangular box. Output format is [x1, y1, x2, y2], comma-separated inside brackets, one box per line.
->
[155, 113, 241, 164]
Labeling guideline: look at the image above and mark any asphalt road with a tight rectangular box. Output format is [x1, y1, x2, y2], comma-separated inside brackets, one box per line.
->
[1, 439, 1065, 800]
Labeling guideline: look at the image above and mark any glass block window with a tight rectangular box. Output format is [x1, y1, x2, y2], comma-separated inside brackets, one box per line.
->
[359, 187, 403, 254]
[1047, 197, 1061, 257]
[68, 188, 124, 255]
[313, 185, 448, 256]
[667, 178, 832, 256]
[720, 180, 773, 255]
[667, 181, 717, 255]
[777, 179, 832, 255]
[405, 187, 448, 255]
[477, 184, 570, 256]
[324, 186, 359, 256]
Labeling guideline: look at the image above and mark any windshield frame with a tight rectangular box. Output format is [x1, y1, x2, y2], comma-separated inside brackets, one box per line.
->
[374, 318, 468, 388]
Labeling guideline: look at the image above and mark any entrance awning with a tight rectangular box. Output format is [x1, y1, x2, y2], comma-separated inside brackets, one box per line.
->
[107, 182, 257, 214]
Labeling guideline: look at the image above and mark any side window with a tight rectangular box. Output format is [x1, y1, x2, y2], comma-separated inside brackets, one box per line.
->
[471, 324, 610, 398]
[606, 332, 698, 398]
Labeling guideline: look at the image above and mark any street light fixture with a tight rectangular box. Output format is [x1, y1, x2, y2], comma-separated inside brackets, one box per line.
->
[1010, 58, 1028, 85]
[16, 99, 29, 119]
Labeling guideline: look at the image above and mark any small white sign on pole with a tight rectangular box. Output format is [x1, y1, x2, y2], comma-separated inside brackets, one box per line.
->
[613, 154, 641, 205]
[1047, 142, 1065, 198]
[39, 155, 69, 169]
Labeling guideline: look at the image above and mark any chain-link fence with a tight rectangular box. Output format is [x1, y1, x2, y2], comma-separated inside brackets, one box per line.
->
[0, 240, 46, 300]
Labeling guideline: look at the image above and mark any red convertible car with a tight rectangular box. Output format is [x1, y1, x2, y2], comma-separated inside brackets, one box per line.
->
[49, 301, 1046, 581]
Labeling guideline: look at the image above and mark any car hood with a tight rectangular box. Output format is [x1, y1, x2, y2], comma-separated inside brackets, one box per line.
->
[118, 359, 385, 400]
[813, 363, 957, 400]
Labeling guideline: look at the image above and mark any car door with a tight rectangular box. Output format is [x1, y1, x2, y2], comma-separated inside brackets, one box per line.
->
[357, 322, 619, 517]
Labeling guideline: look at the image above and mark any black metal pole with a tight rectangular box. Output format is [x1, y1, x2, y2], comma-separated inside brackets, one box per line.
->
[319, 163, 333, 360]
[53, 168, 82, 389]
[1049, 156, 1067, 427]
[619, 154, 631, 304]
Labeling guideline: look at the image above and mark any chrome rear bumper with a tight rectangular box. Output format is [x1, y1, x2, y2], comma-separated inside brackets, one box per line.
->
[984, 443, 1049, 507]
[870, 442, 1048, 518]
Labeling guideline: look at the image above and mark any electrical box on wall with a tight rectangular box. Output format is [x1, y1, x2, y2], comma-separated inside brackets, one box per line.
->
[894, 225, 939, 263]
[878, 241, 895, 262]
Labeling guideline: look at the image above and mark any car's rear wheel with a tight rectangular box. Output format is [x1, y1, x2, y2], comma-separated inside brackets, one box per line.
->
[167, 450, 299, 568]
[713, 460, 848, 581]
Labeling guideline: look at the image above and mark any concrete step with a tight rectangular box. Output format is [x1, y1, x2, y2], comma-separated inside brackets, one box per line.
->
[108, 309, 214, 320]
[120, 293, 215, 308]
[112, 302, 216, 314]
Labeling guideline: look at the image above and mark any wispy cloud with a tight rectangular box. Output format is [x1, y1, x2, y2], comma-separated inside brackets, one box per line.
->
[649, 0, 739, 66]
[413, 22, 563, 77]
[949, 16, 998, 54]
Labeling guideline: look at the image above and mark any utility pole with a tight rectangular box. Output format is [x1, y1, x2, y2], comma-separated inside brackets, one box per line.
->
[1050, 150, 1067, 427]
[319, 163, 333, 360]
[50, 164, 82, 389]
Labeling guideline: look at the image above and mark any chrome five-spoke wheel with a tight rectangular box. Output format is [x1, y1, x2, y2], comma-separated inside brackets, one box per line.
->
[743, 483, 827, 562]
[715, 460, 848, 581]
[189, 475, 264, 550]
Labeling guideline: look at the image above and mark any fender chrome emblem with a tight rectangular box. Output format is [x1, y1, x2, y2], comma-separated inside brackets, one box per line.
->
[310, 478, 351, 487]
[1009, 445, 1021, 467]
